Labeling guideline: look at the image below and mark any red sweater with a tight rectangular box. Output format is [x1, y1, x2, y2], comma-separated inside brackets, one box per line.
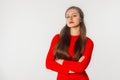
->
[46, 34, 94, 80]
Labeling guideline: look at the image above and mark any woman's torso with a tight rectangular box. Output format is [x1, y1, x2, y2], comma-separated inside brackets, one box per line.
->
[57, 35, 89, 80]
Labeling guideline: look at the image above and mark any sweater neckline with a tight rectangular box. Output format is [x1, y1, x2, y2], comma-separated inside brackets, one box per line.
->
[70, 35, 79, 38]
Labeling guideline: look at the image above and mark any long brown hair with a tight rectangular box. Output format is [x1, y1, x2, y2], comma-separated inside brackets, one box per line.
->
[54, 6, 87, 61]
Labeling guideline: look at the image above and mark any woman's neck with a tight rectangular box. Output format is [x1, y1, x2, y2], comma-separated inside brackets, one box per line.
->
[70, 26, 80, 36]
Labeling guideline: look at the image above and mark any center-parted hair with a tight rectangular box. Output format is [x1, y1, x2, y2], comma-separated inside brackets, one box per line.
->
[54, 6, 87, 61]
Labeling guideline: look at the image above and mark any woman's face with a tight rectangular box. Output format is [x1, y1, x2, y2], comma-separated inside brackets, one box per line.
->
[65, 9, 81, 28]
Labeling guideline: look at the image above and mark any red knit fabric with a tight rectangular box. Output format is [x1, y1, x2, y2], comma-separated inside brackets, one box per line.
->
[46, 34, 94, 80]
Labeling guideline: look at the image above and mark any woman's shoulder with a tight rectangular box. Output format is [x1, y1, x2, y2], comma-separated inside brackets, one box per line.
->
[86, 37, 94, 46]
[49, 34, 60, 46]
[51, 34, 60, 43]
[54, 34, 60, 37]
[52, 34, 60, 39]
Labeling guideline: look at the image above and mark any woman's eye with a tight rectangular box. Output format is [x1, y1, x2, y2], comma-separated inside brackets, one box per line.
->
[65, 16, 70, 18]
[73, 15, 77, 17]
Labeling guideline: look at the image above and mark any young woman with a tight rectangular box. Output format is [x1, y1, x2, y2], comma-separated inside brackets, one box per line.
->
[46, 6, 94, 80]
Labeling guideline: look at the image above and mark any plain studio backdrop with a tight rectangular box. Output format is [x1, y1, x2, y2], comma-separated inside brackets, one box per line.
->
[0, 0, 120, 80]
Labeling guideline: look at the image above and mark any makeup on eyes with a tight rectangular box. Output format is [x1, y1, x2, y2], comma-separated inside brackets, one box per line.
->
[65, 13, 78, 19]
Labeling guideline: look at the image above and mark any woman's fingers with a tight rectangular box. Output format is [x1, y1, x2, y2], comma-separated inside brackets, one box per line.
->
[79, 56, 85, 62]
[56, 59, 64, 65]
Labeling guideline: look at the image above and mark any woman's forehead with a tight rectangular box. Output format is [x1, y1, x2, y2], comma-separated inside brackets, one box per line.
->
[66, 9, 79, 15]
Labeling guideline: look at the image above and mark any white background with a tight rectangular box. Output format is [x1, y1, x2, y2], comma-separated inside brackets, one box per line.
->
[0, 0, 120, 80]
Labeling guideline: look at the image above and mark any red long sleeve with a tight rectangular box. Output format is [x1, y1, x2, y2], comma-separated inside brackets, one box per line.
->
[45, 34, 69, 74]
[62, 38, 94, 73]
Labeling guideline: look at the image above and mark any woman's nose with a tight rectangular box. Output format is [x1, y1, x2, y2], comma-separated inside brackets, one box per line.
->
[70, 16, 73, 20]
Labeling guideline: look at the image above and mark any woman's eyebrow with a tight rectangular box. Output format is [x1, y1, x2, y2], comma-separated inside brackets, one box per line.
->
[66, 13, 77, 16]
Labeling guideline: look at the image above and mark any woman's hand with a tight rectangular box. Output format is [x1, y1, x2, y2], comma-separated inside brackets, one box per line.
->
[79, 56, 85, 62]
[69, 70, 75, 73]
[56, 59, 64, 65]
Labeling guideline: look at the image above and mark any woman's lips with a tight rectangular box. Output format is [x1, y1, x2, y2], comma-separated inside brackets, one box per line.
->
[69, 21, 74, 24]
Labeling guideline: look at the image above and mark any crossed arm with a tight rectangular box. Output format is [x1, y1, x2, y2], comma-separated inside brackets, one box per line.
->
[56, 56, 85, 73]
[46, 34, 94, 74]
